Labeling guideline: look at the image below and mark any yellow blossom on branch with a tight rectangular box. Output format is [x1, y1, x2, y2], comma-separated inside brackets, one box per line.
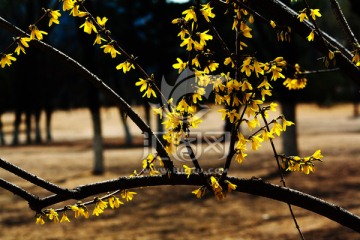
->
[108, 196, 124, 209]
[116, 60, 135, 73]
[183, 165, 193, 178]
[283, 78, 307, 90]
[60, 213, 70, 223]
[204, 61, 219, 73]
[268, 65, 285, 80]
[70, 5, 88, 17]
[210, 176, 225, 200]
[225, 180, 237, 192]
[93, 34, 106, 45]
[96, 16, 108, 28]
[14, 37, 31, 55]
[307, 30, 315, 42]
[46, 209, 59, 223]
[250, 134, 263, 150]
[71, 205, 89, 219]
[270, 20, 276, 28]
[351, 51, 359, 65]
[47, 10, 61, 27]
[180, 36, 194, 51]
[35, 214, 45, 225]
[92, 198, 108, 216]
[80, 18, 98, 35]
[201, 3, 215, 22]
[224, 57, 235, 68]
[281, 117, 294, 131]
[121, 190, 137, 201]
[0, 53, 16, 68]
[177, 28, 189, 40]
[143, 86, 157, 98]
[271, 121, 283, 136]
[100, 42, 120, 58]
[182, 7, 197, 22]
[297, 11, 308, 22]
[192, 187, 206, 198]
[241, 57, 254, 77]
[29, 25, 48, 40]
[60, 0, 75, 11]
[310, 9, 322, 20]
[240, 21, 252, 38]
[172, 58, 187, 74]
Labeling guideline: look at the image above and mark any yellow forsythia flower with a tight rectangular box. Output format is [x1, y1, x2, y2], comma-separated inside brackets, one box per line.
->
[70, 5, 87, 17]
[270, 20, 276, 28]
[121, 190, 137, 201]
[192, 187, 206, 198]
[46, 209, 59, 223]
[96, 16, 108, 27]
[307, 30, 315, 42]
[225, 180, 237, 192]
[109, 196, 124, 209]
[48, 10, 61, 27]
[61, 0, 75, 11]
[101, 43, 120, 58]
[182, 7, 197, 22]
[172, 58, 187, 74]
[80, 18, 98, 34]
[116, 60, 135, 73]
[15, 37, 31, 55]
[200, 3, 215, 22]
[60, 213, 70, 223]
[0, 53, 16, 68]
[29, 25, 48, 40]
[35, 214, 45, 225]
[297, 12, 308, 22]
[183, 165, 193, 178]
[310, 9, 322, 20]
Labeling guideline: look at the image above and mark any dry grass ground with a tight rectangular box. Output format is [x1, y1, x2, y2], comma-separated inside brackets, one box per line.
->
[0, 103, 360, 240]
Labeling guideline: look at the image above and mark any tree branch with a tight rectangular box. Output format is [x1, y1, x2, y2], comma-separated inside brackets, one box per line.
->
[25, 173, 360, 233]
[0, 158, 68, 194]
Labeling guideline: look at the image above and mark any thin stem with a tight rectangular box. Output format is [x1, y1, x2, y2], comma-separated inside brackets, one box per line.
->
[259, 107, 305, 240]
[79, 2, 169, 105]
[302, 0, 329, 53]
[0, 178, 38, 204]
[329, 0, 359, 49]
[0, 158, 68, 194]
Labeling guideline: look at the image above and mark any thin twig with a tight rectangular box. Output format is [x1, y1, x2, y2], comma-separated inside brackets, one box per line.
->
[329, 0, 359, 48]
[259, 106, 305, 240]
[0, 158, 68, 194]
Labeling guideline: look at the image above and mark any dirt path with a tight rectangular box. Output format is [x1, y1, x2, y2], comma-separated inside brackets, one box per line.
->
[0, 103, 360, 240]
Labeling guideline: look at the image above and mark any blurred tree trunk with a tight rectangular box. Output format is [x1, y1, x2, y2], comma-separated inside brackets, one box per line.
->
[279, 0, 299, 157]
[280, 100, 298, 156]
[89, 92, 104, 175]
[76, 2, 104, 174]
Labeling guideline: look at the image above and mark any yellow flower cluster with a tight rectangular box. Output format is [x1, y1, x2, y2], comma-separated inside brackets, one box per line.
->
[141, 153, 163, 176]
[35, 190, 135, 224]
[191, 177, 237, 200]
[135, 77, 157, 98]
[280, 150, 324, 174]
[159, 99, 202, 154]
[283, 63, 307, 90]
[352, 49, 360, 67]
